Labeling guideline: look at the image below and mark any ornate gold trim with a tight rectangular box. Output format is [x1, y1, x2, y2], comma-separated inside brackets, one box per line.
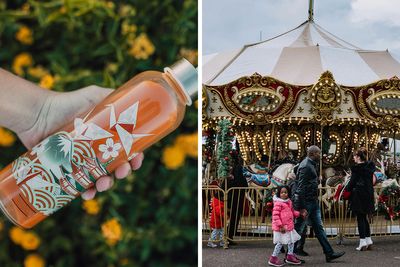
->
[309, 71, 341, 123]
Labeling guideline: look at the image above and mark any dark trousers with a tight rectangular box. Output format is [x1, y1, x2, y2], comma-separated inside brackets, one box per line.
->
[297, 225, 308, 250]
[356, 213, 371, 239]
[294, 200, 333, 255]
[227, 190, 245, 239]
[228, 210, 242, 239]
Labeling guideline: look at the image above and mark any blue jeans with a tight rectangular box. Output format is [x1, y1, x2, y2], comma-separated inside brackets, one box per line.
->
[294, 200, 333, 255]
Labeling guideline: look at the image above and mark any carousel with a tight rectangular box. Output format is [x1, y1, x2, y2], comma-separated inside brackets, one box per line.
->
[202, 2, 400, 241]
[202, 1, 400, 184]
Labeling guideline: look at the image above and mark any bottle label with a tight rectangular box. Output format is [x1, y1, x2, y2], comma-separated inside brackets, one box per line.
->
[12, 132, 109, 216]
[10, 101, 150, 216]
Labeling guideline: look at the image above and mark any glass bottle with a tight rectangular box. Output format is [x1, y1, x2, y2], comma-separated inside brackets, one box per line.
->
[0, 59, 197, 228]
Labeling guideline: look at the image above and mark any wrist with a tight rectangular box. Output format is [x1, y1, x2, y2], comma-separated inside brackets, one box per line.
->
[0, 69, 55, 134]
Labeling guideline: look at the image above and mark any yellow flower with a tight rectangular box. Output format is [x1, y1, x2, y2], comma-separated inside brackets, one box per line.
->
[106, 62, 118, 73]
[60, 6, 67, 14]
[28, 66, 49, 79]
[21, 232, 41, 250]
[0, 127, 16, 147]
[179, 48, 198, 65]
[119, 4, 136, 17]
[162, 145, 186, 170]
[39, 74, 55, 89]
[24, 254, 45, 267]
[82, 199, 100, 215]
[9, 226, 25, 245]
[16, 26, 33, 45]
[101, 218, 122, 246]
[121, 21, 137, 36]
[175, 133, 198, 158]
[128, 33, 155, 60]
[21, 3, 30, 13]
[106, 1, 115, 9]
[120, 258, 130, 265]
[12, 52, 33, 75]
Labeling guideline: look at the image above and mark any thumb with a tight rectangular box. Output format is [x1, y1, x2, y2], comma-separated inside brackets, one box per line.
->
[71, 85, 114, 116]
[77, 85, 114, 105]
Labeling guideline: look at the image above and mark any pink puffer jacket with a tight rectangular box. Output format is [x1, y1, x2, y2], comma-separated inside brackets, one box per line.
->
[271, 195, 300, 231]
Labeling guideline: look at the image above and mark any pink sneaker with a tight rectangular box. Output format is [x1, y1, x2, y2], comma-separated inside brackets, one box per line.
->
[285, 254, 301, 265]
[268, 256, 285, 267]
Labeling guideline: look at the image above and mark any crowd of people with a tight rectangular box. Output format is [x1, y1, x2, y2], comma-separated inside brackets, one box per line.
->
[207, 145, 376, 266]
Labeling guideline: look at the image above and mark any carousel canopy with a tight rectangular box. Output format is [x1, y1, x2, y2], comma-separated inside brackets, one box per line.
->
[203, 20, 400, 86]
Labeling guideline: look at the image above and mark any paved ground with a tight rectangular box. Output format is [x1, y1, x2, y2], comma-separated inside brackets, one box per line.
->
[202, 236, 400, 266]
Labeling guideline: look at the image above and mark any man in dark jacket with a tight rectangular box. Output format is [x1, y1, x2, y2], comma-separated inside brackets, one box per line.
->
[293, 145, 345, 263]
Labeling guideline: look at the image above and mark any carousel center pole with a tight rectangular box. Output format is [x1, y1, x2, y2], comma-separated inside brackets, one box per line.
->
[365, 126, 369, 160]
[261, 123, 276, 224]
[320, 124, 323, 184]
[394, 131, 397, 168]
[268, 124, 275, 169]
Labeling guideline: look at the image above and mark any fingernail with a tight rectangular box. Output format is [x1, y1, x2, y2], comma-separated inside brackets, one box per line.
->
[132, 153, 144, 170]
[97, 178, 113, 192]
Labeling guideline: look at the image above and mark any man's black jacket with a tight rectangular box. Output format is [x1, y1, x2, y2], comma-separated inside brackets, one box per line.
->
[294, 157, 319, 210]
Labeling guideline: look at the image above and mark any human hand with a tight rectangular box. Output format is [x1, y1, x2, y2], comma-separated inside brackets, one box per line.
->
[300, 209, 308, 218]
[16, 85, 144, 200]
[279, 226, 286, 233]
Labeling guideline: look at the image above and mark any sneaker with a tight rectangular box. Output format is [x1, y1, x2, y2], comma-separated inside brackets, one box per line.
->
[268, 256, 285, 267]
[285, 254, 301, 265]
[207, 242, 217, 248]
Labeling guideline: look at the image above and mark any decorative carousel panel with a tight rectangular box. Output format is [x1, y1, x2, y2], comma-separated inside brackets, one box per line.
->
[205, 89, 233, 117]
[345, 76, 400, 128]
[203, 73, 305, 124]
[367, 91, 400, 116]
[233, 87, 283, 113]
[309, 71, 342, 123]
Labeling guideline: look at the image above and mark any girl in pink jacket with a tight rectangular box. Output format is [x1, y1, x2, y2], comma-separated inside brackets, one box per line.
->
[268, 186, 301, 266]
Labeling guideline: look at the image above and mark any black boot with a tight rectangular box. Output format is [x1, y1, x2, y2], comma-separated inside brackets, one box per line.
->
[296, 248, 309, 256]
[326, 251, 345, 262]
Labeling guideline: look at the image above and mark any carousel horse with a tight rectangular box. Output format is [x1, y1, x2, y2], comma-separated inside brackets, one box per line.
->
[321, 167, 346, 212]
[243, 163, 295, 188]
[242, 163, 295, 211]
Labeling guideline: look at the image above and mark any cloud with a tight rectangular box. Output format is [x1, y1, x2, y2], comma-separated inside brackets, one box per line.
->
[350, 0, 400, 26]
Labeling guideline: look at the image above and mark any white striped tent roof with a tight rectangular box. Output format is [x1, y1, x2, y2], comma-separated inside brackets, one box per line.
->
[203, 21, 400, 86]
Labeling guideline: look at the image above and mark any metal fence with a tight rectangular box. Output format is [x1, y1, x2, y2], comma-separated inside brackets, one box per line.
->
[202, 186, 400, 248]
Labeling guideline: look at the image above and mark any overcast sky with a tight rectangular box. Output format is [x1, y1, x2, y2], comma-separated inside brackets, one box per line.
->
[202, 0, 400, 56]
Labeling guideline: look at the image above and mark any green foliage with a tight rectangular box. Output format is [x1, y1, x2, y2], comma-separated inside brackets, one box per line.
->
[0, 0, 197, 266]
[217, 120, 233, 178]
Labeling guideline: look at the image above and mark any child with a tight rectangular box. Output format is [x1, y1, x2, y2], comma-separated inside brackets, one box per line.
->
[268, 186, 301, 266]
[207, 189, 224, 248]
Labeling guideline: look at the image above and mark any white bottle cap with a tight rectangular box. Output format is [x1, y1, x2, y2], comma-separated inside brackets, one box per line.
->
[164, 58, 198, 106]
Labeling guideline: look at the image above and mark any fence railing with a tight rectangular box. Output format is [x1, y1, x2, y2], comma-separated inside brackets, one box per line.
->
[202, 186, 400, 248]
